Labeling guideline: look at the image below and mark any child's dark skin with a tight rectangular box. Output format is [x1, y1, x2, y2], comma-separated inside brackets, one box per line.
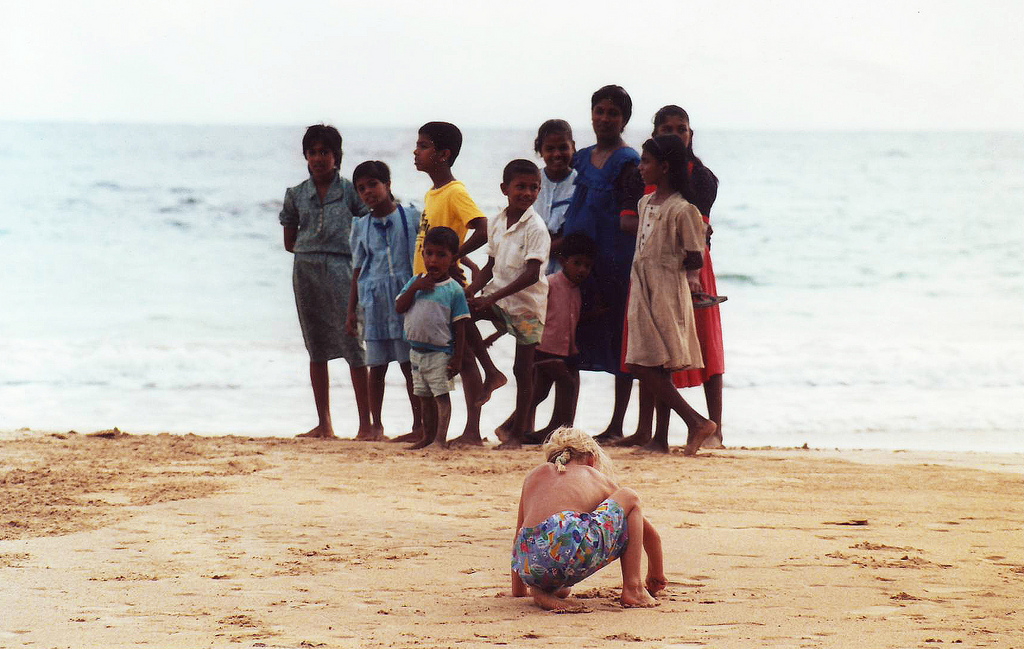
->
[412, 134, 505, 445]
[464, 171, 544, 448]
[395, 241, 466, 450]
[495, 251, 593, 444]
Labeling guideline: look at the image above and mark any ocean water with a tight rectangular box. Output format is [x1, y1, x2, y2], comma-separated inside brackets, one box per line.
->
[1, 122, 1022, 452]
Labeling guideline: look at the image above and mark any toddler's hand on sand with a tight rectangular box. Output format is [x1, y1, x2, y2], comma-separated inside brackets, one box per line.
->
[645, 573, 667, 595]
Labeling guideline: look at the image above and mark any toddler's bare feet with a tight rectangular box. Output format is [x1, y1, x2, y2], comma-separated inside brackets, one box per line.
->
[476, 371, 508, 407]
[355, 424, 384, 441]
[620, 584, 659, 608]
[296, 424, 336, 439]
[407, 435, 434, 450]
[683, 419, 718, 456]
[530, 588, 590, 612]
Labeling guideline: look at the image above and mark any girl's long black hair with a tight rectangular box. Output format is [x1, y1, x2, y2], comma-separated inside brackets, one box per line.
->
[642, 135, 696, 203]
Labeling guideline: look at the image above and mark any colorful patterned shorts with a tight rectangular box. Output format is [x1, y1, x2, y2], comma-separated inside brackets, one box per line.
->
[511, 498, 628, 592]
[493, 305, 543, 346]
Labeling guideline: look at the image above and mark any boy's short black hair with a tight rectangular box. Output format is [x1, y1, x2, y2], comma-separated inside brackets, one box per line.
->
[302, 124, 342, 169]
[533, 119, 574, 154]
[559, 232, 597, 261]
[423, 226, 459, 255]
[590, 85, 633, 126]
[502, 158, 541, 185]
[418, 121, 463, 166]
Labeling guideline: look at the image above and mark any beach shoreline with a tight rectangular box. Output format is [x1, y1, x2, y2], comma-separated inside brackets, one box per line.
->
[1, 430, 1021, 648]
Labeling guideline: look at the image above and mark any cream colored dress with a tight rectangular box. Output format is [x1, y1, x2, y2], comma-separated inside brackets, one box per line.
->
[625, 192, 707, 370]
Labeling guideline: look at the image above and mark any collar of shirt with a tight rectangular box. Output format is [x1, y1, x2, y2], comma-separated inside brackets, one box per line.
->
[500, 205, 541, 233]
[304, 172, 343, 205]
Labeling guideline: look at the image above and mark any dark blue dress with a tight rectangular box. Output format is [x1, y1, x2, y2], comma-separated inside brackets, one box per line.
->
[561, 145, 640, 374]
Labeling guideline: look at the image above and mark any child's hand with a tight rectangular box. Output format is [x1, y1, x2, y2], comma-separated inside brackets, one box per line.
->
[446, 355, 462, 379]
[469, 295, 496, 314]
[688, 278, 703, 294]
[449, 261, 467, 286]
[412, 273, 436, 292]
[345, 311, 359, 338]
[645, 573, 667, 596]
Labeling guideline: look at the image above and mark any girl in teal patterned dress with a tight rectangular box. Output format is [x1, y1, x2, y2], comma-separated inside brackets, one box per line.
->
[511, 427, 666, 610]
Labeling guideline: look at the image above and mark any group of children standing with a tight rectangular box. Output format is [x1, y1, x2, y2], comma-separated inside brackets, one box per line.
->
[279, 85, 725, 456]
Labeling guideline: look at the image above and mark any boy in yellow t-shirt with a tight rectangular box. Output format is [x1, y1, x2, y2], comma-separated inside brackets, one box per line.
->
[412, 121, 506, 446]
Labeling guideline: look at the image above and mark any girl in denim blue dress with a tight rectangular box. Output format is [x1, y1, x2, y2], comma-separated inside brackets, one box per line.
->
[348, 161, 422, 441]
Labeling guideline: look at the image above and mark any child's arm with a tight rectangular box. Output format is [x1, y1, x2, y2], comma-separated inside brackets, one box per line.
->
[470, 259, 541, 313]
[448, 318, 466, 378]
[283, 226, 297, 252]
[642, 517, 667, 595]
[464, 257, 495, 299]
[617, 164, 644, 234]
[346, 268, 361, 337]
[395, 274, 435, 314]
[511, 491, 528, 597]
[458, 217, 488, 259]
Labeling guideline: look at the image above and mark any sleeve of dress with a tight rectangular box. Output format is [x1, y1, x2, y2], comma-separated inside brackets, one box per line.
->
[279, 187, 298, 227]
[619, 166, 645, 218]
[678, 202, 706, 254]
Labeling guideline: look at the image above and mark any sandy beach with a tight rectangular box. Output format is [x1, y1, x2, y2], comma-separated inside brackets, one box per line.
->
[1, 430, 1021, 648]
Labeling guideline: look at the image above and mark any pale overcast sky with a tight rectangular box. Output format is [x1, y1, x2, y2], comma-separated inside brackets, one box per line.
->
[3, 0, 1022, 130]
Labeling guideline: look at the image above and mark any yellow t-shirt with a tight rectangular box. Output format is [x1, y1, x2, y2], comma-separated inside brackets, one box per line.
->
[413, 180, 486, 275]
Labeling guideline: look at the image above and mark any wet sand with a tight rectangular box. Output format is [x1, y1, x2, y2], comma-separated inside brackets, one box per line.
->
[1, 430, 1021, 648]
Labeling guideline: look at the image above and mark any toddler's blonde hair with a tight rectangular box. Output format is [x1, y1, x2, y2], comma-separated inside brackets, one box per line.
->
[542, 426, 614, 478]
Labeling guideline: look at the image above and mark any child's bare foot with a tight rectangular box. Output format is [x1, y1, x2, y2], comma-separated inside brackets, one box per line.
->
[389, 428, 422, 443]
[701, 424, 723, 449]
[476, 371, 508, 407]
[296, 424, 336, 439]
[620, 584, 659, 608]
[683, 419, 718, 456]
[614, 433, 651, 447]
[493, 422, 512, 442]
[645, 573, 667, 596]
[495, 438, 521, 450]
[355, 424, 384, 441]
[530, 588, 590, 612]
[407, 435, 434, 450]
[593, 426, 624, 444]
[448, 434, 484, 447]
[428, 438, 448, 450]
[638, 438, 670, 453]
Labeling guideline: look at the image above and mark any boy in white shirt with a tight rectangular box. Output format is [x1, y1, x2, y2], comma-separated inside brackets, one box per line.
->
[465, 159, 550, 449]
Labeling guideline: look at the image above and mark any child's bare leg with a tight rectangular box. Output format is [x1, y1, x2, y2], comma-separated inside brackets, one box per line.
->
[466, 320, 507, 407]
[350, 364, 374, 439]
[449, 353, 485, 446]
[360, 364, 387, 440]
[607, 487, 658, 608]
[616, 381, 654, 446]
[497, 343, 536, 449]
[409, 396, 436, 449]
[645, 399, 671, 452]
[390, 361, 423, 443]
[298, 361, 335, 438]
[702, 373, 724, 448]
[633, 366, 715, 455]
[594, 374, 633, 443]
[429, 394, 452, 449]
[522, 365, 556, 443]
[533, 361, 574, 440]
